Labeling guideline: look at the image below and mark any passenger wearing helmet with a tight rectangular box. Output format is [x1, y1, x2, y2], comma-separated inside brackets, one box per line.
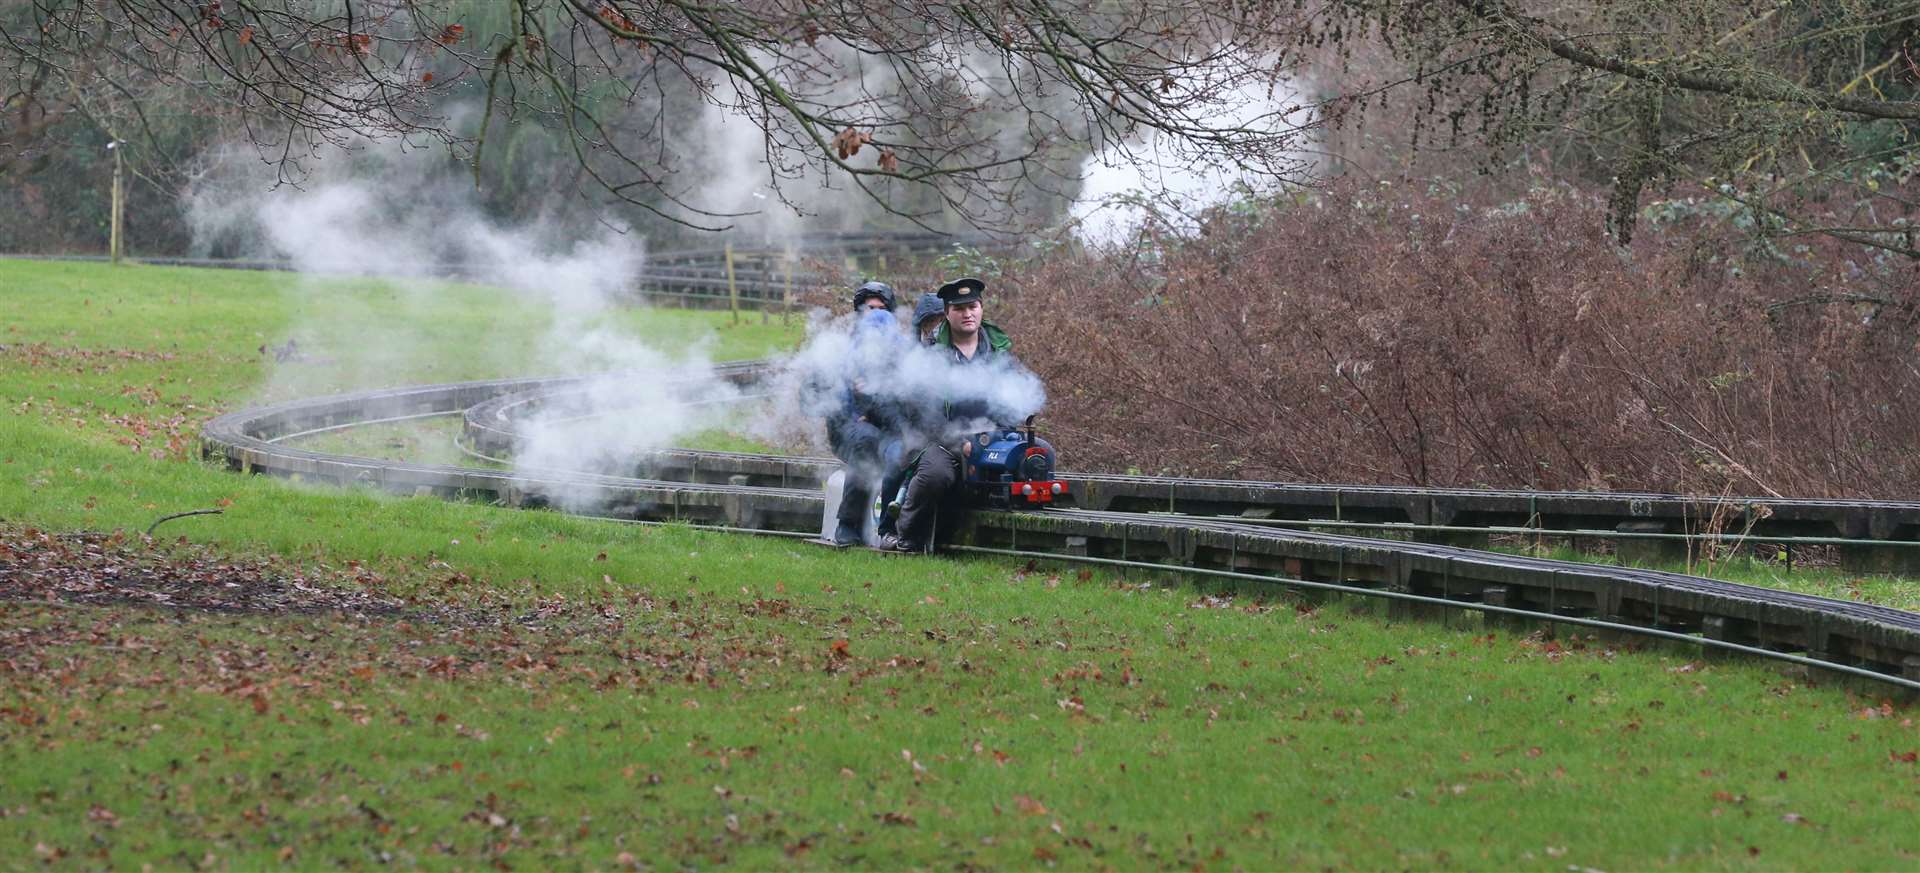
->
[852, 280, 897, 313]
[822, 281, 905, 546]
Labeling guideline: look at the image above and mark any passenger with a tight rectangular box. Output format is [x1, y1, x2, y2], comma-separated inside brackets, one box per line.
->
[910, 292, 944, 345]
[852, 281, 895, 314]
[823, 282, 907, 547]
[881, 276, 1026, 553]
[869, 291, 949, 533]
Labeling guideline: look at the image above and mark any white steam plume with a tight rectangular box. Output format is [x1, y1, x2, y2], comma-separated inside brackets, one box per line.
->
[1070, 61, 1319, 247]
[185, 138, 736, 509]
[752, 305, 1049, 484]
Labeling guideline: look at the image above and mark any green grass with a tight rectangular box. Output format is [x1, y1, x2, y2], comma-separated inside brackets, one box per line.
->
[289, 413, 783, 468]
[13, 544, 1920, 870]
[296, 415, 499, 468]
[676, 426, 787, 455]
[3, 259, 797, 405]
[7, 259, 1920, 869]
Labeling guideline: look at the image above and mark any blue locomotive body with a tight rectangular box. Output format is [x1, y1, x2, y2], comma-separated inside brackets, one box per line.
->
[872, 422, 1067, 532]
[964, 426, 1065, 508]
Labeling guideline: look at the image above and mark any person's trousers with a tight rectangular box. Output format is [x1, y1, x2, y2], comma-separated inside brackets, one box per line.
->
[894, 445, 961, 544]
[829, 420, 886, 529]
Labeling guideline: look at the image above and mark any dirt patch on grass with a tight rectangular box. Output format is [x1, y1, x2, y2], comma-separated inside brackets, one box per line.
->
[0, 342, 179, 372]
[0, 526, 818, 638]
[0, 527, 406, 617]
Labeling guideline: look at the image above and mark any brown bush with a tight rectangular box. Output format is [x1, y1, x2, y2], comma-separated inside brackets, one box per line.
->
[999, 183, 1920, 498]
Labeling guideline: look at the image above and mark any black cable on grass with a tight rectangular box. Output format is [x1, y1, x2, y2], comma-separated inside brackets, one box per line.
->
[145, 509, 224, 538]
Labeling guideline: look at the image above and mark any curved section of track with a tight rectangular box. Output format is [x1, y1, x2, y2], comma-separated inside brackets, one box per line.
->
[463, 380, 1920, 556]
[205, 373, 1920, 690]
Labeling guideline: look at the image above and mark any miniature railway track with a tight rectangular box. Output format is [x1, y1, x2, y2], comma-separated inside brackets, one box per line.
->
[462, 380, 1920, 565]
[204, 372, 1920, 691]
[26, 253, 1920, 690]
[83, 243, 1917, 687]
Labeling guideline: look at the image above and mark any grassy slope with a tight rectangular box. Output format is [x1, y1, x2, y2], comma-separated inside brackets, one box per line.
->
[5, 260, 1920, 869]
[293, 416, 780, 465]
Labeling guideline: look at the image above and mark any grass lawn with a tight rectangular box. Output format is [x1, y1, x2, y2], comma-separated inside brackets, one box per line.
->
[6, 259, 1920, 869]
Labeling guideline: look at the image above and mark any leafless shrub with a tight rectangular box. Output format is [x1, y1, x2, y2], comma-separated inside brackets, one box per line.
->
[1684, 489, 1770, 575]
[1002, 181, 1920, 499]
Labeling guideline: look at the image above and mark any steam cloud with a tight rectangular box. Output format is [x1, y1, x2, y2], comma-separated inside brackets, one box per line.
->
[184, 138, 737, 509]
[1069, 63, 1320, 247]
[186, 136, 1049, 516]
[752, 304, 1050, 484]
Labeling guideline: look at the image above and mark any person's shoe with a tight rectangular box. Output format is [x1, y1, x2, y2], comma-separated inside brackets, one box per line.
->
[829, 521, 862, 547]
[878, 533, 923, 554]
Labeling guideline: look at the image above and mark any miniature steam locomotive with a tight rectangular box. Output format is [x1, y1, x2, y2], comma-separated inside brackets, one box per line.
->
[872, 417, 1067, 531]
[963, 419, 1066, 508]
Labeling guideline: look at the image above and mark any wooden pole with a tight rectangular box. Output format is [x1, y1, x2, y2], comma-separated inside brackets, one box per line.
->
[725, 241, 740, 324]
[109, 141, 125, 265]
[782, 244, 795, 326]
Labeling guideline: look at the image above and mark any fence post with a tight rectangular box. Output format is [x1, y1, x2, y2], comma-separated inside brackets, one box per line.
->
[783, 245, 795, 326]
[109, 139, 125, 265]
[725, 241, 740, 324]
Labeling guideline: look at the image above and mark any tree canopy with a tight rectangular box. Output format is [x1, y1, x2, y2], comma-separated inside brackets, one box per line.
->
[2, 0, 1318, 233]
[1311, 0, 1920, 256]
[5, 0, 1916, 253]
